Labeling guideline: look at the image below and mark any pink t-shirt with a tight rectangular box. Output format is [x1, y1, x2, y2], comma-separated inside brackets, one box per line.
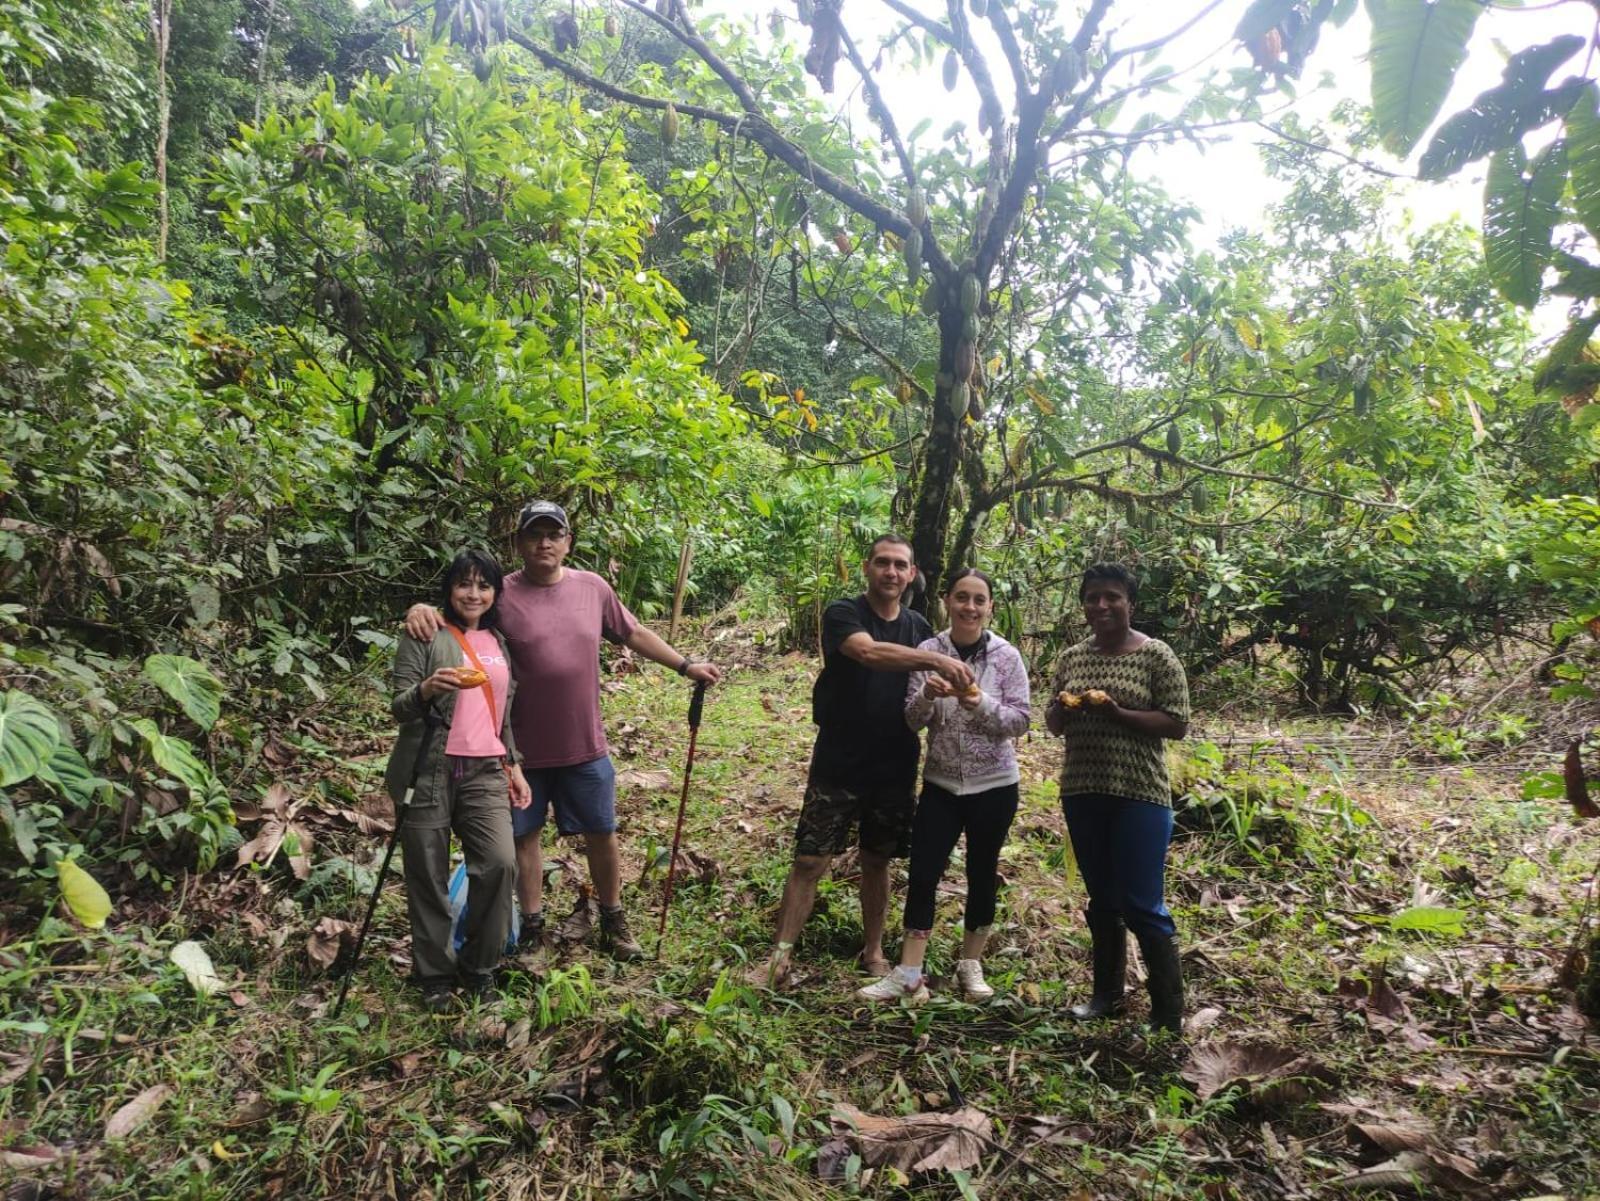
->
[443, 628, 510, 758]
[497, 568, 637, 769]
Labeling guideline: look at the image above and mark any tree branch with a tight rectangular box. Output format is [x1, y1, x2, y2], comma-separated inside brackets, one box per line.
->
[503, 23, 939, 267]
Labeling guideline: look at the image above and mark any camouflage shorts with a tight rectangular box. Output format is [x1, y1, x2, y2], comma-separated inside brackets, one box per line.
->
[793, 774, 916, 859]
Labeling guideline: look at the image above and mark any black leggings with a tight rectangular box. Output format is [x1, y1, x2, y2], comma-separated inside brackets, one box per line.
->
[903, 781, 1019, 933]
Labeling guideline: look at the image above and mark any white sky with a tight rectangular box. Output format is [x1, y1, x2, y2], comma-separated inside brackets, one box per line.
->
[720, 2, 1593, 244]
[752, 0, 1596, 329]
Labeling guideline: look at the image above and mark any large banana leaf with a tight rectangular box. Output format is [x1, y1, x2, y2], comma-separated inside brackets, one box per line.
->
[1484, 140, 1566, 308]
[1366, 0, 1483, 158]
[1567, 84, 1600, 240]
[1417, 36, 1586, 180]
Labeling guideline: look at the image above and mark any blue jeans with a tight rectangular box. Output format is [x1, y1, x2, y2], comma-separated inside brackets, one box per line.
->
[1062, 792, 1176, 939]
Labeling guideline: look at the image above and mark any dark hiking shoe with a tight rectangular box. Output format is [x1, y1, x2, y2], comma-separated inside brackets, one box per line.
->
[517, 912, 546, 953]
[459, 970, 495, 1002]
[418, 980, 455, 1013]
[598, 905, 644, 961]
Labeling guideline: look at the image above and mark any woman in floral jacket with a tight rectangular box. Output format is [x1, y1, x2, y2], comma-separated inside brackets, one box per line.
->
[858, 568, 1031, 1003]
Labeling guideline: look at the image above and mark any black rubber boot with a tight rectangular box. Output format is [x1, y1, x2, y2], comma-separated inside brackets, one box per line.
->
[1069, 920, 1127, 1020]
[1138, 932, 1184, 1034]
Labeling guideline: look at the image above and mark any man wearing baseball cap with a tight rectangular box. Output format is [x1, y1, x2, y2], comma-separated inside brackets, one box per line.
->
[406, 500, 721, 960]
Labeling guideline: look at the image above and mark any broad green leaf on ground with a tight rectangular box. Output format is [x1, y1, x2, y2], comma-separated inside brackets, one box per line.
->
[169, 940, 225, 996]
[57, 858, 113, 929]
[1417, 36, 1586, 180]
[1366, 0, 1483, 158]
[1566, 84, 1600, 239]
[142, 654, 223, 730]
[1390, 905, 1467, 936]
[1484, 140, 1566, 308]
[0, 690, 61, 788]
[131, 718, 214, 793]
[37, 742, 111, 806]
[105, 1084, 173, 1141]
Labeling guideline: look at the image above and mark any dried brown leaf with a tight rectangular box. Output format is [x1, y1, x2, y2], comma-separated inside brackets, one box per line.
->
[1181, 1040, 1334, 1107]
[616, 768, 674, 791]
[829, 1102, 992, 1174]
[105, 1083, 173, 1140]
[224, 1092, 273, 1128]
[306, 916, 356, 971]
[1563, 741, 1599, 820]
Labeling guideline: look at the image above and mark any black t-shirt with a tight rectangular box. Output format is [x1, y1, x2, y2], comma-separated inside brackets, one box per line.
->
[810, 595, 933, 786]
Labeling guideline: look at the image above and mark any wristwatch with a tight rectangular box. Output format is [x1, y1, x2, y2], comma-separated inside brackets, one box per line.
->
[675, 657, 691, 676]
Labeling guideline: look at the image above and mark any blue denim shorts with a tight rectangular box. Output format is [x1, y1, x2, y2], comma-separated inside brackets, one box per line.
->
[511, 755, 617, 837]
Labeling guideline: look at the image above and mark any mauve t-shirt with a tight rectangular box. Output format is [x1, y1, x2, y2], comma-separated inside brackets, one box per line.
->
[497, 568, 637, 769]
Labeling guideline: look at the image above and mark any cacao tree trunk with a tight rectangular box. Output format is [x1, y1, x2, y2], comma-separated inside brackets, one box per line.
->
[907, 316, 968, 610]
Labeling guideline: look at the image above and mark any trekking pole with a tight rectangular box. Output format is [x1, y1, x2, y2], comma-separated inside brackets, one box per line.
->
[331, 712, 439, 1020]
[655, 679, 708, 958]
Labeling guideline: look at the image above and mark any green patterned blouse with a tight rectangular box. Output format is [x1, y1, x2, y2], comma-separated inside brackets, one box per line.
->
[1052, 636, 1190, 807]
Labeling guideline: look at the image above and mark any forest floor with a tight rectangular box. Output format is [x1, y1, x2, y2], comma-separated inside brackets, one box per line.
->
[4, 627, 1600, 1200]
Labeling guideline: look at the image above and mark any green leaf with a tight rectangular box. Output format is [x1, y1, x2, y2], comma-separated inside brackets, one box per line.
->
[1366, 0, 1483, 158]
[1483, 139, 1566, 308]
[37, 742, 110, 806]
[1417, 36, 1586, 180]
[142, 654, 223, 731]
[1389, 905, 1467, 936]
[57, 858, 113, 930]
[1565, 84, 1600, 239]
[131, 718, 213, 793]
[0, 690, 61, 788]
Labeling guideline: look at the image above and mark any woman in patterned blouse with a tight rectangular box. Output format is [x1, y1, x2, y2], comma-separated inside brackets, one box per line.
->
[1046, 563, 1190, 1032]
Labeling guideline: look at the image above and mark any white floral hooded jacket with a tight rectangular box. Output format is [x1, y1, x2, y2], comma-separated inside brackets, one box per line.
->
[904, 629, 1031, 795]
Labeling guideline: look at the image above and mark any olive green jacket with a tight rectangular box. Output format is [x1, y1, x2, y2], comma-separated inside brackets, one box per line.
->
[385, 629, 520, 807]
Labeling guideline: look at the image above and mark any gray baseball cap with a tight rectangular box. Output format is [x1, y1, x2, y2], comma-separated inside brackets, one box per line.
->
[516, 500, 570, 532]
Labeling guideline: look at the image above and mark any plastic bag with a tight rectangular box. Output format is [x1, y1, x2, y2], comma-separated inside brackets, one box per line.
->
[447, 858, 521, 955]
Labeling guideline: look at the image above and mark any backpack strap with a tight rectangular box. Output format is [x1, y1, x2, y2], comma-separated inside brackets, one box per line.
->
[443, 625, 504, 756]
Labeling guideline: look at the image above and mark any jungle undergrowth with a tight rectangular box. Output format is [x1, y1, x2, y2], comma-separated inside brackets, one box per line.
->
[2, 639, 1598, 1200]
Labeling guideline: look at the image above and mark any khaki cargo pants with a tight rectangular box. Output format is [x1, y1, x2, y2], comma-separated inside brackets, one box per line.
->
[401, 755, 516, 984]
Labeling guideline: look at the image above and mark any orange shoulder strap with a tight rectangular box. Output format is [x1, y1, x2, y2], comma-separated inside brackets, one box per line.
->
[443, 624, 498, 732]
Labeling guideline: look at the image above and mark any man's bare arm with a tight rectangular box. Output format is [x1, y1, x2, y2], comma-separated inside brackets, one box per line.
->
[839, 633, 975, 690]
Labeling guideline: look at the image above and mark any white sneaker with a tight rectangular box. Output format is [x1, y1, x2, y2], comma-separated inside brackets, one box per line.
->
[857, 969, 929, 1004]
[955, 959, 994, 1001]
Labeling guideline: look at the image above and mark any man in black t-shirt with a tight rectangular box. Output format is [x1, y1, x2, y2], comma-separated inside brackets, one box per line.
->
[747, 534, 976, 990]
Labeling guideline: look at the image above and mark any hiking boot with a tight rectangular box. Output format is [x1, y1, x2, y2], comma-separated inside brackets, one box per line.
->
[1070, 920, 1127, 1020]
[598, 904, 644, 961]
[458, 970, 495, 1003]
[857, 968, 929, 1005]
[517, 912, 546, 954]
[954, 959, 994, 1002]
[417, 980, 455, 1013]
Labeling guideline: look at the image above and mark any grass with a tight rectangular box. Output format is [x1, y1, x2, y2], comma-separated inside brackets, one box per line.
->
[3, 639, 1599, 1199]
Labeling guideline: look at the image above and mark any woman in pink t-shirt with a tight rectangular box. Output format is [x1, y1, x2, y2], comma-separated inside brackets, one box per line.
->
[388, 549, 532, 1011]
